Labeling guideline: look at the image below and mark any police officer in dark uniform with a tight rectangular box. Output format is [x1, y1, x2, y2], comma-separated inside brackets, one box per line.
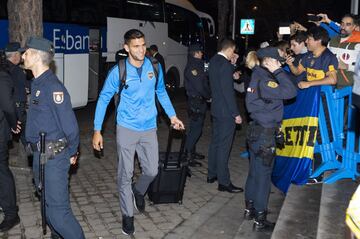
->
[184, 43, 210, 167]
[0, 51, 21, 232]
[22, 37, 85, 239]
[5, 42, 28, 147]
[244, 47, 297, 232]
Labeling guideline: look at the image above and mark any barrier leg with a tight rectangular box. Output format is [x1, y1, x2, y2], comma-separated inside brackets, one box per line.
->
[324, 103, 360, 183]
[310, 96, 340, 178]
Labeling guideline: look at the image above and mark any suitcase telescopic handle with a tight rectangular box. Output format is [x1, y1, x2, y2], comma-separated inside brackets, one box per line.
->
[164, 126, 186, 169]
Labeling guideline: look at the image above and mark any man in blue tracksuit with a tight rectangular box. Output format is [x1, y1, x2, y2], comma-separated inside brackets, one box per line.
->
[92, 29, 184, 235]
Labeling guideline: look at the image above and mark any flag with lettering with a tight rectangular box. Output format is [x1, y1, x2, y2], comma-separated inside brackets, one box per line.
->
[271, 86, 320, 193]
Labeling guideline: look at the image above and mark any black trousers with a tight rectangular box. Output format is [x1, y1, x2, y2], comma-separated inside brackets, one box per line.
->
[15, 102, 27, 146]
[184, 97, 207, 153]
[0, 132, 17, 218]
[245, 122, 276, 212]
[208, 116, 236, 186]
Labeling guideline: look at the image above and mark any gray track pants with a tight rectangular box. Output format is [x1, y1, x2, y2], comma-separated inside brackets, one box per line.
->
[116, 125, 159, 217]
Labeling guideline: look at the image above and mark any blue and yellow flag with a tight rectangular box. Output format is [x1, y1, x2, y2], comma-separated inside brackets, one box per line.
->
[272, 86, 321, 193]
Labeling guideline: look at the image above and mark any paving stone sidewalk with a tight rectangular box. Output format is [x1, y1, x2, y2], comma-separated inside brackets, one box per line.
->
[1, 96, 284, 239]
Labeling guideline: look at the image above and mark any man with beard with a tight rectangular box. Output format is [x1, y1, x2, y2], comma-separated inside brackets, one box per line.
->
[327, 14, 360, 88]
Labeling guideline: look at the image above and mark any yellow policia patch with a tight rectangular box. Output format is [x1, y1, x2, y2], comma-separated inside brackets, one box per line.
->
[191, 69, 198, 76]
[276, 116, 318, 159]
[267, 81, 278, 88]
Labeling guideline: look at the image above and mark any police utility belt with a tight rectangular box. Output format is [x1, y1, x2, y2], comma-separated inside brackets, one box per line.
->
[28, 138, 68, 159]
[250, 121, 285, 149]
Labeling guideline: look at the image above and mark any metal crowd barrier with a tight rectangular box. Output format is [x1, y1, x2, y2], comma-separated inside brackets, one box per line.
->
[310, 86, 360, 183]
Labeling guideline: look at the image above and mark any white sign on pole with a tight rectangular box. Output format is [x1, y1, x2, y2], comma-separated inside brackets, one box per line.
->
[240, 19, 255, 35]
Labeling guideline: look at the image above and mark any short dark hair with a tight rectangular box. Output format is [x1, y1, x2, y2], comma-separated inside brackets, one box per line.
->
[218, 38, 236, 52]
[342, 13, 357, 25]
[290, 31, 308, 44]
[307, 26, 330, 46]
[273, 40, 289, 52]
[124, 29, 145, 45]
[149, 44, 158, 52]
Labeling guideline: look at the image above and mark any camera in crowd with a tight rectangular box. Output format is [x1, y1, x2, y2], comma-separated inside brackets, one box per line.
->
[285, 48, 295, 57]
[307, 15, 323, 22]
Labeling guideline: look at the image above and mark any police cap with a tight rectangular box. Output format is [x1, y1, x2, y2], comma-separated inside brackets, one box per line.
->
[257, 47, 284, 61]
[21, 37, 54, 53]
[5, 42, 24, 53]
[188, 43, 203, 53]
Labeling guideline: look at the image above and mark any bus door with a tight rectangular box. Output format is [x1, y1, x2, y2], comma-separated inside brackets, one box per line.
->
[88, 28, 100, 101]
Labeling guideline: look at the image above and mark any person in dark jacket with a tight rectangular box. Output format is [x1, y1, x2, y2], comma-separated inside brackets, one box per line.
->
[149, 44, 165, 75]
[22, 37, 85, 238]
[5, 42, 28, 147]
[244, 47, 297, 232]
[207, 38, 243, 193]
[0, 50, 21, 232]
[149, 44, 167, 123]
[184, 43, 211, 167]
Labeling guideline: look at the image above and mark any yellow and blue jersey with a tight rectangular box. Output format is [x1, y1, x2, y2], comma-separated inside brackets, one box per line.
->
[298, 48, 338, 82]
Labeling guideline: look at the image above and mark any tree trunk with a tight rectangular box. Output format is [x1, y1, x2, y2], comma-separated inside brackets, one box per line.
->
[7, 0, 42, 46]
[218, 0, 230, 41]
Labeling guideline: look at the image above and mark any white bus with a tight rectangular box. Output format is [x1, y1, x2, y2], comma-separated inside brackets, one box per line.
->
[0, 0, 215, 108]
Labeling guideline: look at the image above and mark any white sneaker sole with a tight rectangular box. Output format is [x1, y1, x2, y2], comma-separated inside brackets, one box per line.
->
[122, 229, 135, 236]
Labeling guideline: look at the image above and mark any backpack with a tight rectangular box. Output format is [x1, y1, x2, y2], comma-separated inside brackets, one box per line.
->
[114, 57, 160, 114]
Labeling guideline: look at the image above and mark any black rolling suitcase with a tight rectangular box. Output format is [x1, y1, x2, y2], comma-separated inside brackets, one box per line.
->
[148, 127, 189, 204]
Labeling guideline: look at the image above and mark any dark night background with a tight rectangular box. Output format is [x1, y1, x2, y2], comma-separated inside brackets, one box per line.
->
[190, 0, 352, 51]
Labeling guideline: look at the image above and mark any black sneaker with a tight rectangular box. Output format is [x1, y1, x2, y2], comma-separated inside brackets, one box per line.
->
[0, 215, 20, 232]
[218, 183, 244, 193]
[189, 159, 202, 167]
[132, 185, 145, 213]
[253, 211, 275, 232]
[244, 200, 255, 220]
[122, 215, 135, 235]
[192, 152, 205, 160]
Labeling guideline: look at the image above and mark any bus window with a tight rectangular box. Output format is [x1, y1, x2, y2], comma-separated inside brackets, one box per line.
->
[124, 0, 164, 22]
[43, 0, 68, 22]
[0, 0, 7, 18]
[99, 0, 164, 25]
[70, 0, 100, 25]
[166, 3, 203, 46]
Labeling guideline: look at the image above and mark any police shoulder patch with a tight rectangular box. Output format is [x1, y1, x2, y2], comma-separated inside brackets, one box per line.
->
[267, 81, 278, 88]
[53, 92, 64, 104]
[191, 69, 198, 76]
